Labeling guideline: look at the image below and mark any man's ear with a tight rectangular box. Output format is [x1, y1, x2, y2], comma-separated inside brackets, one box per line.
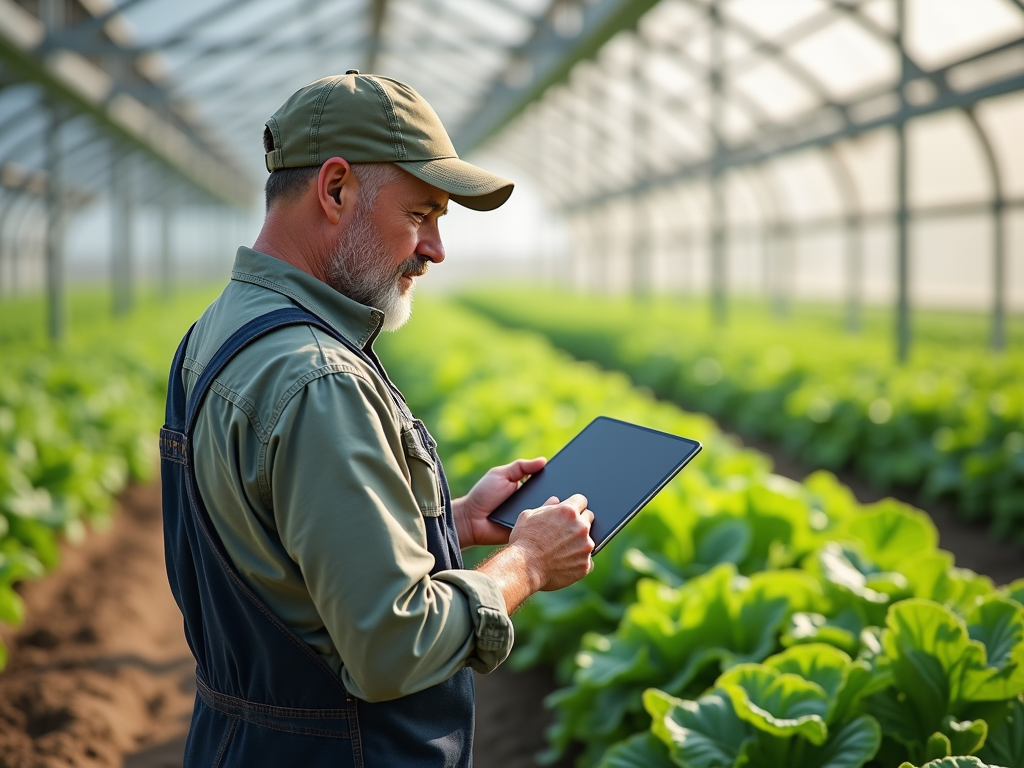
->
[317, 157, 358, 225]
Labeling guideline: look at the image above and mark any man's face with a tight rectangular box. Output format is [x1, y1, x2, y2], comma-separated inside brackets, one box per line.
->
[325, 170, 448, 331]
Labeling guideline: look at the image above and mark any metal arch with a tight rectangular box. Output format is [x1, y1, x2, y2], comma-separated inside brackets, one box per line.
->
[961, 106, 1008, 352]
[820, 145, 865, 333]
[5, 195, 45, 296]
[53, 0, 264, 58]
[452, 0, 663, 153]
[679, 0, 847, 116]
[169, 0, 338, 85]
[39, 0, 158, 53]
[562, 31, 1024, 210]
[0, 193, 36, 296]
[740, 161, 795, 316]
[1, 1, 254, 206]
[176, 3, 364, 107]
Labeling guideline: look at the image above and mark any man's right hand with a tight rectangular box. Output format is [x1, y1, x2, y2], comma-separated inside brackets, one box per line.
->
[476, 494, 595, 614]
[509, 494, 595, 592]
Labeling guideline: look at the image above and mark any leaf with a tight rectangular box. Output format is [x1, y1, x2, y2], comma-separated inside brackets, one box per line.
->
[976, 696, 1024, 767]
[884, 599, 989, 735]
[1003, 580, 1024, 609]
[718, 663, 830, 745]
[795, 715, 882, 768]
[899, 758, 1005, 768]
[782, 611, 862, 657]
[869, 688, 926, 748]
[966, 596, 1024, 702]
[763, 643, 853, 724]
[927, 731, 953, 761]
[941, 717, 987, 758]
[0, 584, 25, 626]
[575, 633, 656, 688]
[644, 688, 753, 768]
[690, 518, 751, 575]
[597, 731, 676, 768]
[843, 499, 937, 571]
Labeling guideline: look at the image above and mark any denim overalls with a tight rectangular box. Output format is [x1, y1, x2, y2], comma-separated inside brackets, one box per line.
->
[160, 307, 474, 767]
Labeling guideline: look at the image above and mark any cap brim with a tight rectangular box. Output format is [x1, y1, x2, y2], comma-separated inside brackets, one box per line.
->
[398, 157, 514, 211]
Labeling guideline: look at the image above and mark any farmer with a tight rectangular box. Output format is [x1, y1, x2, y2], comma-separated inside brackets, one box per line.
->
[159, 72, 595, 767]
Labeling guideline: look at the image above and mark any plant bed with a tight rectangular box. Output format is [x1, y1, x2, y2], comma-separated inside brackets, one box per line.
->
[379, 300, 1024, 768]
[459, 290, 1024, 544]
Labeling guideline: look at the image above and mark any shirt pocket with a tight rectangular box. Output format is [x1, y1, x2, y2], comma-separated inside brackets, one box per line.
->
[401, 422, 443, 518]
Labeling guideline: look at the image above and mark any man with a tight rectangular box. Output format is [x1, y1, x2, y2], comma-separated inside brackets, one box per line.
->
[159, 72, 595, 768]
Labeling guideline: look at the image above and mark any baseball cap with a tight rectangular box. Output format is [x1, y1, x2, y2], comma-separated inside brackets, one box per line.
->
[264, 72, 514, 211]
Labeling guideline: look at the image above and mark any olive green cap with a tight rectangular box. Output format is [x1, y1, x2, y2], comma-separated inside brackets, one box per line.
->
[264, 72, 513, 211]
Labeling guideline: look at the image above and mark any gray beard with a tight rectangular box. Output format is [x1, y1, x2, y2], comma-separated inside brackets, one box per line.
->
[324, 203, 427, 332]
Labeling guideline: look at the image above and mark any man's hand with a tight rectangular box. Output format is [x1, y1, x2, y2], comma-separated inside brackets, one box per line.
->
[477, 493, 595, 614]
[452, 457, 547, 548]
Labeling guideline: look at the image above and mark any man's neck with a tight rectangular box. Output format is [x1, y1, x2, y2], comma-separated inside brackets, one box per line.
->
[253, 208, 330, 283]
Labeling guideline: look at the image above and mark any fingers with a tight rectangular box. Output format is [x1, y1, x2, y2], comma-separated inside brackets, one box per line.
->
[561, 493, 589, 514]
[504, 457, 547, 481]
[583, 509, 595, 526]
[543, 495, 559, 506]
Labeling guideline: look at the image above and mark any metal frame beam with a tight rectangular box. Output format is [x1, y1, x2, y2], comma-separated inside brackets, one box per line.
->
[452, 0, 662, 153]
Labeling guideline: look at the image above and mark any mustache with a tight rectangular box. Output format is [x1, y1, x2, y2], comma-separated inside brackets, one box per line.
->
[399, 256, 430, 279]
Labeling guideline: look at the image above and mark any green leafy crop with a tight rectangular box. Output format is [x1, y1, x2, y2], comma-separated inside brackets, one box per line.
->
[378, 300, 1024, 768]
[460, 291, 1024, 542]
[0, 288, 219, 670]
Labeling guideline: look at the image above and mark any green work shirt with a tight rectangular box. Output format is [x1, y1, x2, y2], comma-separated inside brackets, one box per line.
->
[182, 246, 513, 703]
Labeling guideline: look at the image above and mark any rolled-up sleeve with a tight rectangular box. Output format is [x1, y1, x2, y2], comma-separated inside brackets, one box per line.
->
[265, 370, 512, 702]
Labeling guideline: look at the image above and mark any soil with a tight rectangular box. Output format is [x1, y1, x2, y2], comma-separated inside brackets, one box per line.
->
[1, 439, 1019, 768]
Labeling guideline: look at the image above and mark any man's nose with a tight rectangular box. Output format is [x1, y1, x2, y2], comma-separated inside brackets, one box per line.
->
[418, 228, 445, 264]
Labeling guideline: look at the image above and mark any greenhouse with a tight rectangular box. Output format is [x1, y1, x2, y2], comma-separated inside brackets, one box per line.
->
[1, 1, 1023, 767]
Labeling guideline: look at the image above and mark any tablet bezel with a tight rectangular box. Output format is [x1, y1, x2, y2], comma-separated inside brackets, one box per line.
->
[486, 416, 702, 555]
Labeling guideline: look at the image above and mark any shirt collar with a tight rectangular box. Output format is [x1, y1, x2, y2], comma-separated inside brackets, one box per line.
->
[230, 246, 384, 350]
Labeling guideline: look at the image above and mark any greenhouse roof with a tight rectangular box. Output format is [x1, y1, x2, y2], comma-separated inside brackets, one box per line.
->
[0, 0, 1022, 207]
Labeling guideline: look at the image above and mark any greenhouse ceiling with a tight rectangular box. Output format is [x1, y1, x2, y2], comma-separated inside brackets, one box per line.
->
[1, 0, 1023, 349]
[2, 0, 1019, 202]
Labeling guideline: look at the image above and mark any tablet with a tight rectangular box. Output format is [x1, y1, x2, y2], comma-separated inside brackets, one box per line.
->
[487, 416, 702, 554]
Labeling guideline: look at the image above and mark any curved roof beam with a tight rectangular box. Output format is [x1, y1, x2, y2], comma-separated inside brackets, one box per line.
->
[679, 0, 845, 114]
[452, 0, 663, 153]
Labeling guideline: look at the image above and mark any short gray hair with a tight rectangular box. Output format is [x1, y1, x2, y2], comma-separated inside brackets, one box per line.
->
[263, 159, 405, 212]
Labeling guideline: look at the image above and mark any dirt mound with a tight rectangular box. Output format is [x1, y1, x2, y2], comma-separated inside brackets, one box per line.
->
[0, 484, 195, 768]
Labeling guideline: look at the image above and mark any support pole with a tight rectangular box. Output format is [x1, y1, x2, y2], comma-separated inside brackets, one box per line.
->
[709, 3, 727, 326]
[111, 147, 134, 315]
[895, 0, 911, 363]
[845, 213, 863, 334]
[574, 69, 591, 293]
[630, 35, 651, 298]
[45, 102, 65, 343]
[160, 182, 174, 300]
[992, 198, 1007, 352]
[963, 108, 1008, 353]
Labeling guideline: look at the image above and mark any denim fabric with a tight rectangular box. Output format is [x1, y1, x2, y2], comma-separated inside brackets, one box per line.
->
[161, 307, 474, 768]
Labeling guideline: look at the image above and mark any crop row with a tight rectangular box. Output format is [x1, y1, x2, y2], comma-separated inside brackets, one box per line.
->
[460, 291, 1024, 543]
[379, 300, 1024, 768]
[0, 289, 217, 669]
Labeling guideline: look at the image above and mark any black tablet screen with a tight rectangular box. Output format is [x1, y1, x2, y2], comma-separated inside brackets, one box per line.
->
[487, 416, 702, 553]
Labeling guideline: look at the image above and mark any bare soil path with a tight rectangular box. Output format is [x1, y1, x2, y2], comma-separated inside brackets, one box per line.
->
[0, 484, 194, 768]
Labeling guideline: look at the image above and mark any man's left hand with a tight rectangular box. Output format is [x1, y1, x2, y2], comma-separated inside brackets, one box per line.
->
[452, 457, 547, 548]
